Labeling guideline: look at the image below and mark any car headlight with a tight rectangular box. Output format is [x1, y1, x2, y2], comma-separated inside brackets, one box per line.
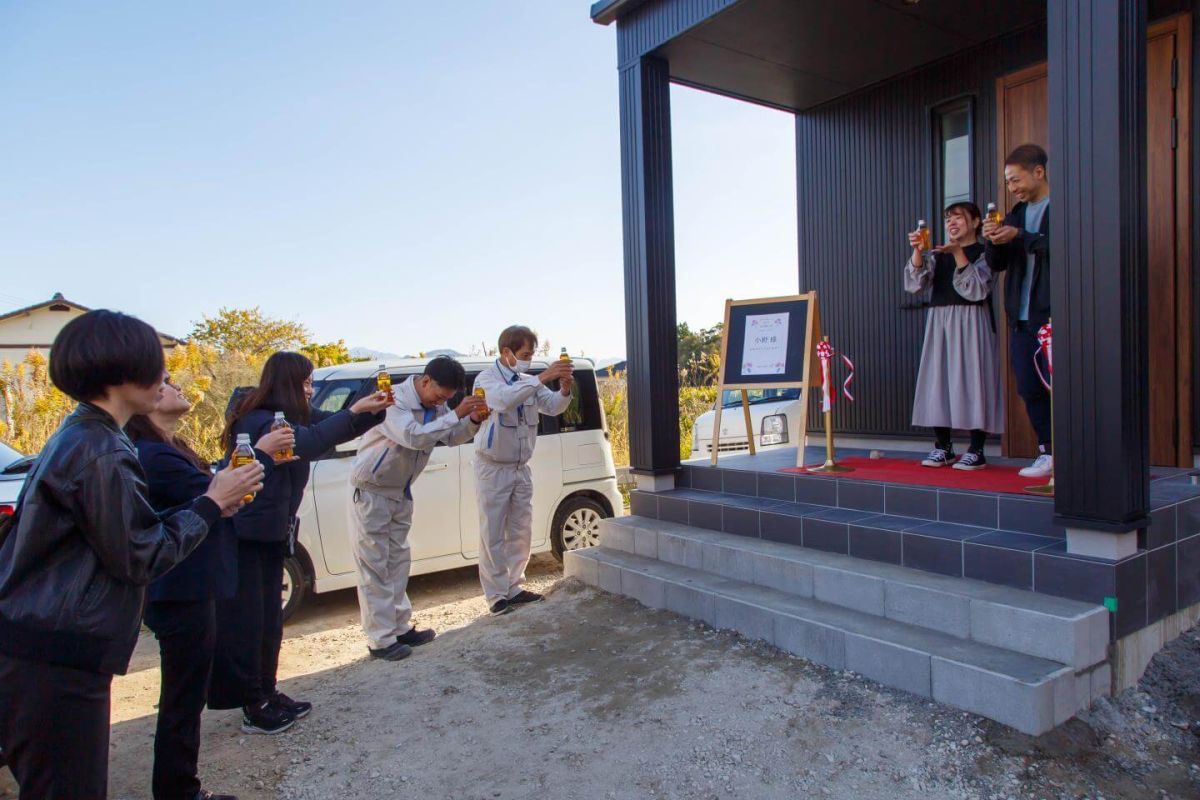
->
[760, 414, 788, 445]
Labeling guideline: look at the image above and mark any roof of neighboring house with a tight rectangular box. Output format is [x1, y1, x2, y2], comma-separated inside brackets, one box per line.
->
[0, 292, 186, 345]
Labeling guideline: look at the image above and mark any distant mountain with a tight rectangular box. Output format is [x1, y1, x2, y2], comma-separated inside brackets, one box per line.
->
[350, 346, 469, 361]
[349, 346, 402, 361]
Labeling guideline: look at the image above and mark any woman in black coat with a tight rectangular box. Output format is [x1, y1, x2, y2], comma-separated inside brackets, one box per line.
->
[208, 352, 387, 735]
[128, 377, 295, 800]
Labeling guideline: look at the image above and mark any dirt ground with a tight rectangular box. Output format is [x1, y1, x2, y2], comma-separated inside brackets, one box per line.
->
[3, 554, 1199, 800]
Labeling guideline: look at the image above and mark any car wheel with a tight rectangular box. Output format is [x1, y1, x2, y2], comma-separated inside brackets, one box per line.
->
[551, 496, 608, 562]
[281, 555, 308, 623]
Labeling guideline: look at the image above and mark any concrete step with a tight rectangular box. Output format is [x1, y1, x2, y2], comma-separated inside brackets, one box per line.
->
[599, 514, 1109, 671]
[565, 545, 1108, 736]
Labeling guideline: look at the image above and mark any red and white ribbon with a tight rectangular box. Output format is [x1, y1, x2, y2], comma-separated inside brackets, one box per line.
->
[817, 341, 855, 412]
[1034, 322, 1053, 392]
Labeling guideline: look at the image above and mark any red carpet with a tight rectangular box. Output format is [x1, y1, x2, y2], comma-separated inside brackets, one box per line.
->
[782, 457, 1047, 495]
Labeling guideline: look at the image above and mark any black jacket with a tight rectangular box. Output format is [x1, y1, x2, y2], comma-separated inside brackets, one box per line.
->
[136, 440, 275, 604]
[228, 406, 378, 544]
[0, 404, 220, 675]
[983, 200, 1051, 329]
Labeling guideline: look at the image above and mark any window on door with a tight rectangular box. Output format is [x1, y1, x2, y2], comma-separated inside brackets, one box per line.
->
[933, 98, 973, 241]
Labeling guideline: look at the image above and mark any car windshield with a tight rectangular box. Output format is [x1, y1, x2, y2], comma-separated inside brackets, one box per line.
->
[721, 388, 801, 408]
[0, 441, 24, 471]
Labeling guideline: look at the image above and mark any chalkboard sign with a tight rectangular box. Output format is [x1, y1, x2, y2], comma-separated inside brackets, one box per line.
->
[711, 292, 821, 466]
[721, 296, 814, 386]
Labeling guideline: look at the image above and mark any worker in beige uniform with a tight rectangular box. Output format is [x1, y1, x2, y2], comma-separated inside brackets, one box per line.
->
[473, 326, 573, 616]
[349, 356, 485, 661]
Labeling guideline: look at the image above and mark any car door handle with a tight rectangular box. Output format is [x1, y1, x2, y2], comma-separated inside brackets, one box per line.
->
[426, 464, 449, 472]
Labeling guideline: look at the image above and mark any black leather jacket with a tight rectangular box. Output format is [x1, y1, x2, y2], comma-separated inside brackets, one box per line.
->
[0, 404, 220, 675]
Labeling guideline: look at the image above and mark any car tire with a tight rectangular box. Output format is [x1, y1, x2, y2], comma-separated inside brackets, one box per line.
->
[551, 496, 608, 563]
[281, 554, 308, 623]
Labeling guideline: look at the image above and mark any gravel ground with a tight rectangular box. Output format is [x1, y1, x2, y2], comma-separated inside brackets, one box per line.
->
[3, 554, 1199, 799]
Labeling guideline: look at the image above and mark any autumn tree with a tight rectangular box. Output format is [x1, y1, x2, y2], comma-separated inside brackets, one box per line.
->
[677, 322, 722, 387]
[189, 307, 310, 356]
[0, 350, 76, 454]
[300, 339, 354, 368]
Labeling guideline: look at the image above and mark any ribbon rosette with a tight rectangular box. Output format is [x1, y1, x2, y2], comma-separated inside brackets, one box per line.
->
[817, 341, 855, 412]
[1034, 322, 1053, 391]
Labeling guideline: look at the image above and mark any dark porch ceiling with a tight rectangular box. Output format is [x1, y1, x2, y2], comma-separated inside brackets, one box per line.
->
[612, 0, 1047, 111]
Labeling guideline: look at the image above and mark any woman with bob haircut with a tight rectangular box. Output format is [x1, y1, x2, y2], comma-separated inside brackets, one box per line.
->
[0, 310, 263, 799]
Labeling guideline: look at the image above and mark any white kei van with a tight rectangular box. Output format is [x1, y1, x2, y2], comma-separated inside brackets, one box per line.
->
[688, 388, 802, 459]
[283, 357, 624, 619]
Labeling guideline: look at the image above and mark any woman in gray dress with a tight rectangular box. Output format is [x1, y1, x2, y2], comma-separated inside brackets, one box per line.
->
[904, 202, 1003, 470]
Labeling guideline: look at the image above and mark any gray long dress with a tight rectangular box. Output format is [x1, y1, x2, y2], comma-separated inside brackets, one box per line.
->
[904, 250, 1004, 433]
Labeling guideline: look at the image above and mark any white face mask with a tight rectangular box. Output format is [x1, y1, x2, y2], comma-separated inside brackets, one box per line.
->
[513, 359, 532, 374]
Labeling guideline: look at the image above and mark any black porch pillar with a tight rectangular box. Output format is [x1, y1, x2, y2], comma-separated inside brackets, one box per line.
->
[619, 56, 680, 485]
[1048, 0, 1149, 557]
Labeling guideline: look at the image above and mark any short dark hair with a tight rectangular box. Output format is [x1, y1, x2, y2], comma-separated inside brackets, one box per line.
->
[424, 355, 466, 391]
[49, 310, 165, 402]
[498, 325, 537, 355]
[1005, 143, 1048, 171]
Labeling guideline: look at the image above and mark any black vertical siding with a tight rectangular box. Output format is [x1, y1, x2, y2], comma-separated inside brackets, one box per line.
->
[615, 0, 738, 68]
[1048, 0, 1149, 528]
[620, 57, 682, 474]
[795, 26, 1046, 438]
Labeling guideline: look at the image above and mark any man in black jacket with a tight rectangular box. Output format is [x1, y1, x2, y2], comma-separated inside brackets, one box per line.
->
[0, 310, 263, 799]
[983, 143, 1054, 479]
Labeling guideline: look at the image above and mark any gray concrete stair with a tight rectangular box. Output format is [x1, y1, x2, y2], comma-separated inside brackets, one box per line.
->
[564, 515, 1112, 735]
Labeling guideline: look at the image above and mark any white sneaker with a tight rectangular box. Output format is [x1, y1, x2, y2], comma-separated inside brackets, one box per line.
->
[1019, 454, 1053, 478]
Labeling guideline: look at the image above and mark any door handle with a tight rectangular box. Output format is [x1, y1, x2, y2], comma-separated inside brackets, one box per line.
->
[426, 464, 449, 472]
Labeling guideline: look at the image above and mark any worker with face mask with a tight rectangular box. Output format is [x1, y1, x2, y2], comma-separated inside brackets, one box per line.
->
[473, 326, 573, 616]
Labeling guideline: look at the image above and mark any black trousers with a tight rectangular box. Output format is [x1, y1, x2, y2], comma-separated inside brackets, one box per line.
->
[1009, 326, 1053, 450]
[933, 427, 987, 453]
[144, 599, 216, 800]
[209, 538, 285, 710]
[0, 654, 112, 799]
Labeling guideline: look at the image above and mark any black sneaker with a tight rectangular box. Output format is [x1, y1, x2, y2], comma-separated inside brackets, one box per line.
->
[268, 690, 312, 720]
[489, 599, 513, 616]
[509, 590, 544, 606]
[952, 451, 987, 471]
[396, 627, 436, 647]
[368, 641, 413, 661]
[921, 446, 956, 467]
[241, 701, 295, 735]
[196, 790, 238, 800]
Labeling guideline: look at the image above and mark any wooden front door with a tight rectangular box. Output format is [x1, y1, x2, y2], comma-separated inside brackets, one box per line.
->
[995, 14, 1193, 467]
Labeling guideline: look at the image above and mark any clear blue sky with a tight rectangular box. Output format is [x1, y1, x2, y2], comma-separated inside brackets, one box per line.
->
[0, 1, 796, 360]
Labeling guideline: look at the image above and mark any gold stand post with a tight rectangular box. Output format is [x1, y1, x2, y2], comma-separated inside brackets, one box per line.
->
[1025, 318, 1055, 496]
[808, 337, 853, 474]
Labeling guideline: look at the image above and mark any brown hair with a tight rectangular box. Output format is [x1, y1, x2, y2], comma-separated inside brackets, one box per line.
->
[498, 325, 538, 355]
[1005, 143, 1048, 172]
[126, 415, 209, 472]
[943, 201, 982, 234]
[221, 351, 314, 451]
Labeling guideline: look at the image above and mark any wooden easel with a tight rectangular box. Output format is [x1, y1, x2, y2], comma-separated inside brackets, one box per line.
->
[711, 292, 821, 468]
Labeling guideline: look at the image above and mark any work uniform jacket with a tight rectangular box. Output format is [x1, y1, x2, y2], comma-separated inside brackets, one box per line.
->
[350, 376, 479, 500]
[472, 361, 572, 465]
